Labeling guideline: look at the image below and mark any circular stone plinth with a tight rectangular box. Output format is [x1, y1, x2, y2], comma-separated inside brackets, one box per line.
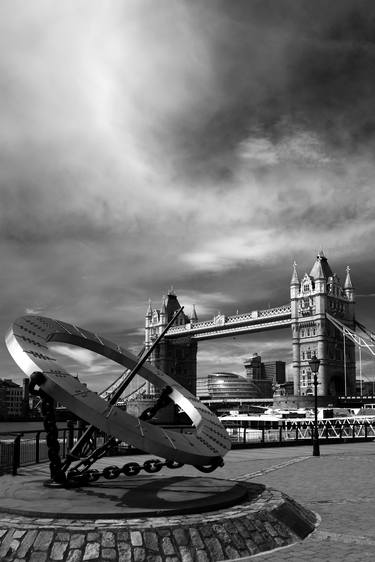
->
[0, 473, 318, 561]
[0, 474, 254, 519]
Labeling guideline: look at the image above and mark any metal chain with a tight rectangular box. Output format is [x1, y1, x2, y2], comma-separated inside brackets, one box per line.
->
[29, 372, 66, 485]
[40, 391, 67, 485]
[66, 457, 224, 485]
[66, 458, 185, 485]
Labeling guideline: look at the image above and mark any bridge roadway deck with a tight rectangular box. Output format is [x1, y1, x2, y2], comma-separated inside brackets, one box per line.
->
[0, 441, 375, 560]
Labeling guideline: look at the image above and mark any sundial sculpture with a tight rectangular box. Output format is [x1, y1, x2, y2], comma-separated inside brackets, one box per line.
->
[6, 309, 231, 485]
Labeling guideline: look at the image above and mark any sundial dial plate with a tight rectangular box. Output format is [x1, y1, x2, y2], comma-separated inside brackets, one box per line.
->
[6, 315, 231, 466]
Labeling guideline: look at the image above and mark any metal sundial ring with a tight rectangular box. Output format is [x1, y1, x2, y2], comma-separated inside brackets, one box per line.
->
[6, 315, 231, 468]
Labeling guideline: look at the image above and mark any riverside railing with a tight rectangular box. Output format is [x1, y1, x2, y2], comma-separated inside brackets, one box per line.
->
[0, 425, 108, 476]
[225, 419, 375, 447]
[2, 419, 374, 475]
[0, 424, 195, 476]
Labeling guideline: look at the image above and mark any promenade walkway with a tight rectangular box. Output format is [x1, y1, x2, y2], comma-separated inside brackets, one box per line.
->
[232, 441, 375, 561]
[0, 441, 374, 560]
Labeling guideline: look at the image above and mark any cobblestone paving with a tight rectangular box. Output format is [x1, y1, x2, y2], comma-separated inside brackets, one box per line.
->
[235, 531, 375, 561]
[1, 442, 375, 561]
[0, 483, 315, 561]
[0, 523, 289, 561]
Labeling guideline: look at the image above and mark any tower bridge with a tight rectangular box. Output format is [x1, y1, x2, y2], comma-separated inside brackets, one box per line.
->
[125, 251, 373, 404]
[164, 304, 292, 341]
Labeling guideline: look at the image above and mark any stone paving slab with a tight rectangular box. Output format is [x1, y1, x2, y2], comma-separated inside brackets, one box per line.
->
[226, 441, 375, 561]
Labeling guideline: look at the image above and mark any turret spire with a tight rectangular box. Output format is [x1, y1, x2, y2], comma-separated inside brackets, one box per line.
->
[309, 251, 333, 280]
[146, 299, 152, 317]
[344, 265, 354, 302]
[191, 304, 198, 322]
[344, 266, 353, 289]
[290, 261, 299, 286]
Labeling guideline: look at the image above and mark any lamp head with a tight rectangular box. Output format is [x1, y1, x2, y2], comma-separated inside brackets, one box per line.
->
[309, 352, 320, 374]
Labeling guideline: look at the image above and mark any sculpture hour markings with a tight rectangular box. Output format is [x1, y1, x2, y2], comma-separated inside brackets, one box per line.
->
[6, 315, 231, 467]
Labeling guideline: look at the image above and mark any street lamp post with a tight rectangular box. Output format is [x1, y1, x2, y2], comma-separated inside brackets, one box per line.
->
[309, 353, 321, 457]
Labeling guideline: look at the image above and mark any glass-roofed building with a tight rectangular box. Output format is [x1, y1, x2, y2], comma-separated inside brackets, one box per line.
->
[196, 372, 265, 401]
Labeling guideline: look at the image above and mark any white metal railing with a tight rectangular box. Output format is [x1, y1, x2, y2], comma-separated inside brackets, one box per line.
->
[224, 416, 375, 445]
[193, 318, 292, 340]
[167, 319, 215, 334]
[226, 312, 257, 324]
[258, 305, 291, 318]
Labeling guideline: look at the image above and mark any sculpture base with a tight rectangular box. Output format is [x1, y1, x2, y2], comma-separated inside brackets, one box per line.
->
[0, 474, 251, 518]
[0, 471, 318, 560]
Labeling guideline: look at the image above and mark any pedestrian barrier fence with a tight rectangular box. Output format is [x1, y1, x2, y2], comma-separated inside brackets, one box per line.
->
[0, 425, 108, 476]
[0, 424, 194, 476]
[1, 418, 374, 475]
[223, 416, 375, 445]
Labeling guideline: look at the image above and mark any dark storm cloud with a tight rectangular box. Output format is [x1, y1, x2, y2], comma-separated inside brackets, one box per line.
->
[1, 0, 374, 241]
[170, 1, 375, 181]
[1, 1, 375, 387]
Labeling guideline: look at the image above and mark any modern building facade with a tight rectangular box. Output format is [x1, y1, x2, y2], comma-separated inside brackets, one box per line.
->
[196, 352, 287, 403]
[244, 353, 285, 384]
[196, 372, 263, 401]
[291, 251, 356, 397]
[263, 360, 286, 385]
[243, 353, 286, 398]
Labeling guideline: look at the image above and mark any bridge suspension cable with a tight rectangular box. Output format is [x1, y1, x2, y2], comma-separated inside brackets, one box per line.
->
[354, 321, 375, 395]
[326, 313, 375, 357]
[355, 320, 375, 343]
[326, 313, 375, 396]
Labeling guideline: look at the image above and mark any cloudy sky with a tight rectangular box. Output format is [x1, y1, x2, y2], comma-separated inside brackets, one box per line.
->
[1, 0, 375, 392]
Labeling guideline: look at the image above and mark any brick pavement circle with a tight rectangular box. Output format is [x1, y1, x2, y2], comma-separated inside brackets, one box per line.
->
[0, 484, 317, 561]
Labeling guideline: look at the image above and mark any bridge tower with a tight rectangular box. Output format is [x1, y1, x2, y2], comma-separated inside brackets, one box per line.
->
[145, 289, 198, 395]
[291, 251, 356, 398]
